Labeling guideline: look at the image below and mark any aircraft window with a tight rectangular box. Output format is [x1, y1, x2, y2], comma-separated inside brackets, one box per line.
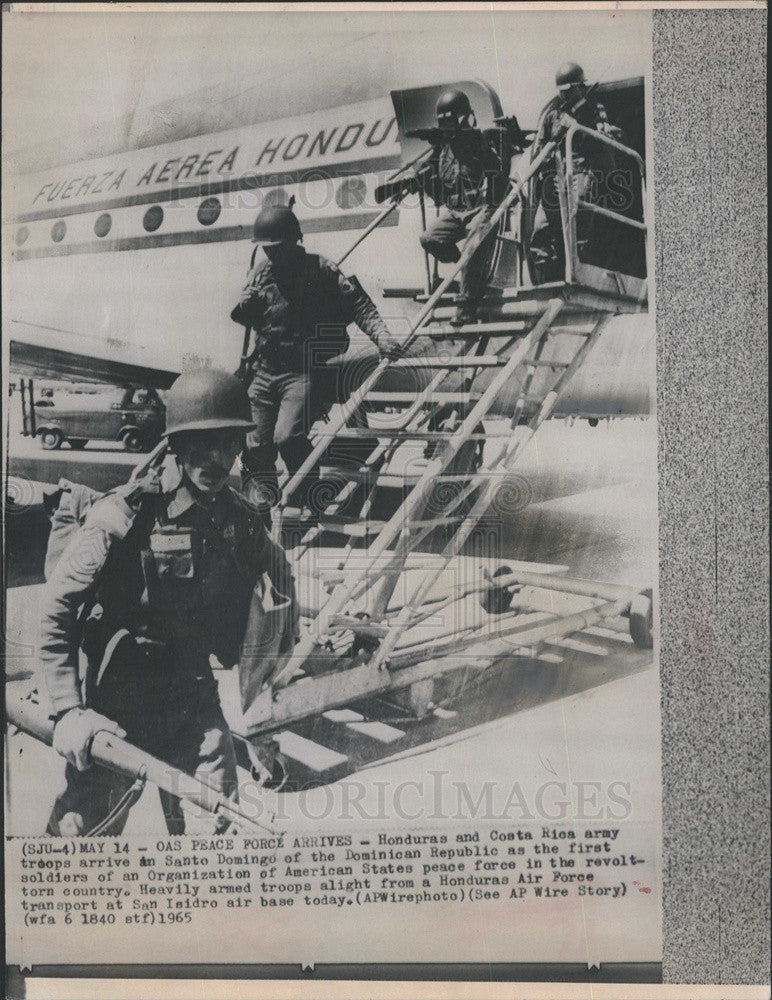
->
[15, 227, 29, 246]
[51, 220, 66, 243]
[197, 197, 221, 226]
[94, 213, 112, 238]
[336, 176, 367, 210]
[143, 206, 164, 232]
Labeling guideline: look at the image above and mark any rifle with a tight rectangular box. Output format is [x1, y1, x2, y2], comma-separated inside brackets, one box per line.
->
[374, 169, 428, 205]
[6, 694, 276, 835]
[236, 325, 253, 385]
[372, 145, 434, 206]
[404, 125, 460, 146]
[234, 240, 265, 384]
[491, 114, 536, 151]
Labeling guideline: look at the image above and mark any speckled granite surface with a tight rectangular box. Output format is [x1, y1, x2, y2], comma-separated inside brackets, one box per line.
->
[654, 9, 769, 985]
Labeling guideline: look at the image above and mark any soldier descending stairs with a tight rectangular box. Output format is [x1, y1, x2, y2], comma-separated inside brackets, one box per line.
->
[216, 83, 654, 785]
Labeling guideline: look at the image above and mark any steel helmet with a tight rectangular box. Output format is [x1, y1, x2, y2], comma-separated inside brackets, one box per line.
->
[555, 62, 586, 91]
[252, 204, 302, 246]
[436, 88, 472, 124]
[165, 369, 255, 436]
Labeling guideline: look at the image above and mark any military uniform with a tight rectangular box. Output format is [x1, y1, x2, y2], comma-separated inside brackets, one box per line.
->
[529, 93, 624, 284]
[419, 128, 510, 314]
[231, 245, 391, 508]
[40, 465, 294, 835]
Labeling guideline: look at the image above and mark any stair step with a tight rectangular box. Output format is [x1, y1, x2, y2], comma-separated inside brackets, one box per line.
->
[382, 286, 428, 299]
[273, 731, 348, 772]
[418, 281, 574, 309]
[323, 708, 365, 723]
[430, 302, 593, 323]
[365, 391, 482, 405]
[317, 520, 385, 537]
[418, 293, 505, 307]
[549, 325, 596, 337]
[429, 304, 552, 322]
[382, 283, 460, 299]
[417, 321, 527, 337]
[544, 637, 609, 658]
[316, 428, 509, 440]
[346, 720, 405, 743]
[524, 359, 572, 369]
[319, 466, 485, 488]
[417, 281, 569, 305]
[392, 356, 505, 368]
[390, 281, 642, 315]
[318, 515, 464, 536]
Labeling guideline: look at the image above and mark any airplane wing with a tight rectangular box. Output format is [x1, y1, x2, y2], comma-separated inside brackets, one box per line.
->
[6, 318, 178, 388]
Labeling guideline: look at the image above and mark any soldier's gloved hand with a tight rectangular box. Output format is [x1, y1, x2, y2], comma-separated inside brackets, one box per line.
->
[237, 286, 254, 310]
[596, 120, 623, 141]
[53, 707, 126, 772]
[377, 334, 404, 361]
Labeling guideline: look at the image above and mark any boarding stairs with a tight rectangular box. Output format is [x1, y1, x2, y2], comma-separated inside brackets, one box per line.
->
[234, 111, 652, 755]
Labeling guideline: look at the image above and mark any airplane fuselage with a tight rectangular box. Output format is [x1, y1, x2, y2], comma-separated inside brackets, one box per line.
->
[4, 84, 653, 419]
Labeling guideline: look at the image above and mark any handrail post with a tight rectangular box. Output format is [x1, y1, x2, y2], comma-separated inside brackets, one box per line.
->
[418, 188, 432, 295]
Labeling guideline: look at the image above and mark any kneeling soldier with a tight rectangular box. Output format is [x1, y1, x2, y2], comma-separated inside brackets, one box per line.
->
[40, 369, 296, 836]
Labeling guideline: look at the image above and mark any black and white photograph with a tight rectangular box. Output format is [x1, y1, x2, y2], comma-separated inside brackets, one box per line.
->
[2, 3, 763, 995]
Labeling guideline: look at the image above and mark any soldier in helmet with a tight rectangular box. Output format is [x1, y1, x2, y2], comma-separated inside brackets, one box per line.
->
[231, 204, 402, 516]
[416, 88, 511, 326]
[529, 62, 624, 284]
[39, 369, 297, 835]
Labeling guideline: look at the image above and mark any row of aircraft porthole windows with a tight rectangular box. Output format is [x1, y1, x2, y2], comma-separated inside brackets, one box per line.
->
[14, 196, 224, 246]
[13, 177, 370, 248]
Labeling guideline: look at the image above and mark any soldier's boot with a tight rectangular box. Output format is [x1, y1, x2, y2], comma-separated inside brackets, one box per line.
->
[241, 444, 280, 528]
[46, 764, 134, 837]
[450, 301, 478, 327]
[279, 435, 325, 517]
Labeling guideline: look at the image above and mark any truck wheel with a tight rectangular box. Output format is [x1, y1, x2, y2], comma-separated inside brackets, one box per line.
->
[121, 430, 145, 452]
[39, 429, 63, 450]
[68, 439, 87, 449]
[629, 588, 654, 649]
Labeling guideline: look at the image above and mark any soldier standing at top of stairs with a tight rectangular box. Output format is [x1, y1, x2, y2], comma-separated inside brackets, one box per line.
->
[530, 62, 625, 285]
